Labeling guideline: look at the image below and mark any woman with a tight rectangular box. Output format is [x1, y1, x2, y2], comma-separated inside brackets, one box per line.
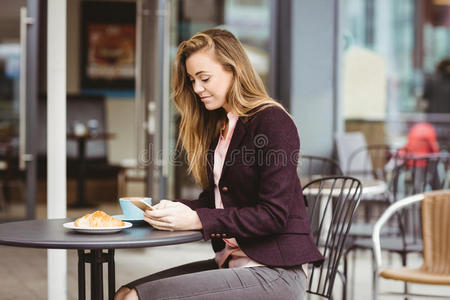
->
[115, 28, 323, 300]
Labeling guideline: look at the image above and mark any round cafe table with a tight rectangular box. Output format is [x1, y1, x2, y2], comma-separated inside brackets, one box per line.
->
[302, 177, 387, 197]
[0, 219, 203, 300]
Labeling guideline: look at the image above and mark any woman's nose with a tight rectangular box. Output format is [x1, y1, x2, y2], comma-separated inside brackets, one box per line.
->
[192, 80, 204, 94]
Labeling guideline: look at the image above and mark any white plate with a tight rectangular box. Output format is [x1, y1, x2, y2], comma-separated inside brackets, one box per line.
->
[112, 215, 146, 224]
[63, 221, 132, 234]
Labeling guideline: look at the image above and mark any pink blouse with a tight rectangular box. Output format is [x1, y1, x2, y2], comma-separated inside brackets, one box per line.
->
[213, 111, 264, 269]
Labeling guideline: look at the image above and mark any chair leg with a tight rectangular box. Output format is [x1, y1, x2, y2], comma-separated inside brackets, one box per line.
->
[401, 253, 408, 300]
[351, 249, 357, 300]
[343, 252, 348, 300]
[342, 246, 357, 300]
[337, 268, 347, 300]
[371, 250, 378, 300]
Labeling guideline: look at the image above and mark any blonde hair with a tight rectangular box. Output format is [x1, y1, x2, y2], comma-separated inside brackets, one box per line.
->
[172, 28, 286, 188]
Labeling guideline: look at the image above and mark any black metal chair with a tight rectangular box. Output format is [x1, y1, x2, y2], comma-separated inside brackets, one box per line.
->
[299, 155, 343, 185]
[347, 153, 450, 300]
[303, 176, 362, 299]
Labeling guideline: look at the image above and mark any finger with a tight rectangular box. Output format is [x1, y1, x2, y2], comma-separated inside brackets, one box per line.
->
[144, 217, 174, 229]
[152, 202, 167, 210]
[157, 200, 172, 208]
[145, 208, 174, 218]
[160, 200, 178, 208]
[146, 215, 172, 223]
[144, 218, 170, 231]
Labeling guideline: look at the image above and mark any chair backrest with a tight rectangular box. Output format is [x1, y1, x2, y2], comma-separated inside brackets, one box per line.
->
[391, 153, 450, 201]
[347, 144, 398, 180]
[421, 190, 450, 275]
[302, 176, 362, 299]
[389, 153, 450, 245]
[299, 155, 343, 185]
[335, 131, 368, 174]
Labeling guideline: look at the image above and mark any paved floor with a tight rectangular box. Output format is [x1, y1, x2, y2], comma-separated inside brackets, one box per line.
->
[1, 204, 449, 299]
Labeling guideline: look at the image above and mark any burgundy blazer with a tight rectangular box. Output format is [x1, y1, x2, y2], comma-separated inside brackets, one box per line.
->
[178, 106, 324, 267]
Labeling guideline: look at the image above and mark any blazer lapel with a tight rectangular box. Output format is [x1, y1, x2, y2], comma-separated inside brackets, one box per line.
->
[220, 117, 247, 180]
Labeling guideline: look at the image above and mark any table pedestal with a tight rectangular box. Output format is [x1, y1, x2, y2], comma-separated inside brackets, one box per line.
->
[78, 249, 115, 300]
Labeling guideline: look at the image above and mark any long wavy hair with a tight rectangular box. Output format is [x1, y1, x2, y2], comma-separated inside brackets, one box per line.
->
[172, 28, 286, 188]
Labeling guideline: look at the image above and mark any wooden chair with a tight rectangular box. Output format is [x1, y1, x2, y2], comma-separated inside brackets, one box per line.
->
[372, 190, 450, 299]
[349, 153, 450, 300]
[303, 176, 362, 299]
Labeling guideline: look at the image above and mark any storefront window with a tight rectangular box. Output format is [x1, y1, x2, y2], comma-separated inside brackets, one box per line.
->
[343, 0, 450, 149]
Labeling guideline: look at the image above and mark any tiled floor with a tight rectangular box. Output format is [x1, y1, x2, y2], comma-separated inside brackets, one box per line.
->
[1, 204, 449, 299]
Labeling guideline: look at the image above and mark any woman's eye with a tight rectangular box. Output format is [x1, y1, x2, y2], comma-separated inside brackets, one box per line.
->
[201, 78, 209, 82]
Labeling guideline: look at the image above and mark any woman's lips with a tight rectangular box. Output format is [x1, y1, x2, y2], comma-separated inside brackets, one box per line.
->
[200, 96, 212, 101]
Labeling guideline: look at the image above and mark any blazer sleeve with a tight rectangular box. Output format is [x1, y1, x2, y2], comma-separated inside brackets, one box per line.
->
[176, 188, 214, 210]
[195, 108, 301, 240]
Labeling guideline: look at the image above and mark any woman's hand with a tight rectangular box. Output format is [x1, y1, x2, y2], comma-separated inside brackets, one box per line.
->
[143, 200, 203, 231]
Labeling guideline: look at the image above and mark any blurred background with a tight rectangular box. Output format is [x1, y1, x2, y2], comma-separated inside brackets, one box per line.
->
[0, 0, 450, 299]
[1, 0, 448, 220]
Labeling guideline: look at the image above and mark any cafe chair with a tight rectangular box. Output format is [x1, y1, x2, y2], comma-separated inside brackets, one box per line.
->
[303, 176, 362, 299]
[298, 155, 343, 185]
[345, 144, 399, 181]
[344, 143, 395, 229]
[335, 131, 368, 175]
[348, 153, 450, 300]
[372, 190, 450, 299]
[341, 144, 398, 299]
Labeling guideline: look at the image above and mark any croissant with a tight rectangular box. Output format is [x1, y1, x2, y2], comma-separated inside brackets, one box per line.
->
[74, 211, 125, 227]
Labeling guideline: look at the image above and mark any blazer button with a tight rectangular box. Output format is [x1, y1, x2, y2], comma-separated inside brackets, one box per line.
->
[221, 186, 229, 192]
[221, 234, 227, 238]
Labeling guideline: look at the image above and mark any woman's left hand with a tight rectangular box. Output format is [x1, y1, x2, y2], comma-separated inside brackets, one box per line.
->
[143, 200, 203, 231]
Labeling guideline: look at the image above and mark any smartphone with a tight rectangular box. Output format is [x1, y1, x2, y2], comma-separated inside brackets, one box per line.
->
[129, 199, 154, 211]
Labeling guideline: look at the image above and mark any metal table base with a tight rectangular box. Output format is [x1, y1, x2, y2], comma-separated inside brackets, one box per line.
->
[78, 249, 115, 300]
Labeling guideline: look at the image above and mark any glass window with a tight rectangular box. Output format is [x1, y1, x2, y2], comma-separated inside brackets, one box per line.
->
[343, 0, 450, 150]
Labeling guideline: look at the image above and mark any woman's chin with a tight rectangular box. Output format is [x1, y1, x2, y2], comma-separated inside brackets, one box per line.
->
[203, 103, 219, 111]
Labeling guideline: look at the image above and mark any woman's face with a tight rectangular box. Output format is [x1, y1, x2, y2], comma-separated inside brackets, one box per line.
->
[185, 48, 233, 112]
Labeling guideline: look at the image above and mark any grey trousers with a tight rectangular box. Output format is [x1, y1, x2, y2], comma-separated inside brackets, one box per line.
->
[123, 259, 307, 300]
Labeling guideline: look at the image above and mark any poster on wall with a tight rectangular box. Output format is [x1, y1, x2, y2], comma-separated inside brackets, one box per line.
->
[87, 24, 135, 81]
[81, 1, 136, 92]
